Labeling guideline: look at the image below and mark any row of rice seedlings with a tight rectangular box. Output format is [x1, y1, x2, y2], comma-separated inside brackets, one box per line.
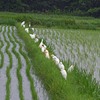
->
[11, 27, 38, 100]
[0, 38, 4, 68]
[7, 26, 24, 100]
[3, 26, 12, 100]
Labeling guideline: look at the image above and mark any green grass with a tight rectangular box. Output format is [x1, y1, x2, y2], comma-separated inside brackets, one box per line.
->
[74, 68, 100, 99]
[0, 12, 100, 30]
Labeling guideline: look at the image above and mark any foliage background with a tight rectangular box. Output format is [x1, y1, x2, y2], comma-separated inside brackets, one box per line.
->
[0, 0, 100, 17]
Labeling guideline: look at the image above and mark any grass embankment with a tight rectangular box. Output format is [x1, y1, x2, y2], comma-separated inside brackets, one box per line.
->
[16, 23, 100, 100]
[7, 26, 24, 100]
[0, 27, 4, 68]
[3, 26, 12, 100]
[16, 23, 68, 100]
[11, 27, 38, 100]
[0, 12, 100, 30]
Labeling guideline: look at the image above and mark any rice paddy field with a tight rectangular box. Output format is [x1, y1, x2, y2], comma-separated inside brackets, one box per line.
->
[0, 12, 100, 100]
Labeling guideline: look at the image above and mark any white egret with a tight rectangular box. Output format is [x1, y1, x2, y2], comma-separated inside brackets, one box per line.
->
[51, 54, 60, 65]
[58, 62, 65, 70]
[25, 28, 29, 33]
[31, 28, 35, 32]
[41, 44, 47, 52]
[60, 69, 67, 80]
[44, 49, 50, 59]
[29, 34, 36, 39]
[67, 65, 75, 72]
[39, 39, 43, 48]
[34, 38, 39, 43]
[21, 21, 25, 26]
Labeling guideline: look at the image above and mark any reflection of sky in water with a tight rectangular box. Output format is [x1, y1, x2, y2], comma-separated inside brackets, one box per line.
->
[35, 28, 100, 84]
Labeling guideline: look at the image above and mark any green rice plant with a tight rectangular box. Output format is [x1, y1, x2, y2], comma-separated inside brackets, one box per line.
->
[7, 26, 24, 100]
[0, 39, 4, 68]
[11, 27, 38, 100]
[3, 26, 12, 100]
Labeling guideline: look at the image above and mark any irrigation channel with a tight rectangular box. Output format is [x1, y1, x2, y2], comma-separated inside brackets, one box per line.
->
[0, 26, 49, 100]
[34, 28, 100, 84]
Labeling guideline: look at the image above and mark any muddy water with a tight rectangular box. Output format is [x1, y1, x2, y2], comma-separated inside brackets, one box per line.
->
[16, 27, 49, 100]
[0, 26, 9, 100]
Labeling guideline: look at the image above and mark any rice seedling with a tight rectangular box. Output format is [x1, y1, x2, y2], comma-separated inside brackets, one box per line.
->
[6, 26, 24, 100]
[3, 26, 12, 100]
[0, 36, 4, 68]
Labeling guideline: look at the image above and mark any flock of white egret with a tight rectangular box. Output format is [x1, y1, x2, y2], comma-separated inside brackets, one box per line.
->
[21, 21, 75, 80]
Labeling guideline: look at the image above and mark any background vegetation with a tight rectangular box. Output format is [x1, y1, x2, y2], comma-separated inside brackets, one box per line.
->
[0, 0, 100, 17]
[0, 12, 100, 30]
